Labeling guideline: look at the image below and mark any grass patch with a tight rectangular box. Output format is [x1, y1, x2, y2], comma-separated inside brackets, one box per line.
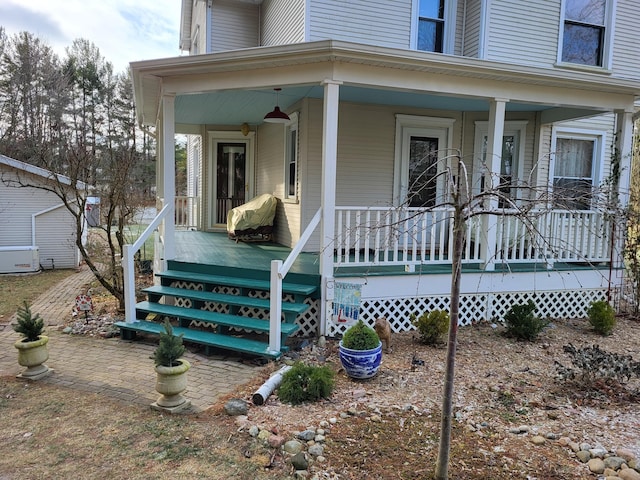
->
[0, 269, 76, 320]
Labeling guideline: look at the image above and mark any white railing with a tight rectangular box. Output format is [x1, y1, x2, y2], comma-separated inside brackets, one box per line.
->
[268, 208, 322, 354]
[335, 206, 612, 269]
[495, 209, 612, 264]
[175, 196, 200, 230]
[123, 203, 171, 323]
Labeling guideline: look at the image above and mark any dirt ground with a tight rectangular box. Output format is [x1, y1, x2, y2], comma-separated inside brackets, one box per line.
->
[222, 315, 640, 479]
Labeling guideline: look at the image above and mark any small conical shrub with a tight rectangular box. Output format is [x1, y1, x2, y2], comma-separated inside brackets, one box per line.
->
[13, 301, 45, 342]
[154, 320, 186, 367]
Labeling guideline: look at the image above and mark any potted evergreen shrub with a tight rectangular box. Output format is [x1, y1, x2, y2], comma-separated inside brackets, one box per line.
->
[338, 320, 382, 379]
[152, 320, 191, 412]
[13, 301, 51, 380]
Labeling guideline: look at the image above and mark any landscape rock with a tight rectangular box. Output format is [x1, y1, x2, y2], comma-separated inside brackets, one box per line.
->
[291, 452, 309, 470]
[604, 456, 627, 471]
[224, 399, 248, 416]
[619, 469, 640, 480]
[297, 429, 316, 441]
[576, 451, 591, 463]
[284, 440, 304, 455]
[588, 458, 606, 474]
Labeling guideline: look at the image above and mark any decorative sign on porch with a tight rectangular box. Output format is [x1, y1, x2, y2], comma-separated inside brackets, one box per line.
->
[332, 282, 362, 326]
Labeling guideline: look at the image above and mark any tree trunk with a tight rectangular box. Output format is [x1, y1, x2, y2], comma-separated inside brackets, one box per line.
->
[434, 192, 465, 480]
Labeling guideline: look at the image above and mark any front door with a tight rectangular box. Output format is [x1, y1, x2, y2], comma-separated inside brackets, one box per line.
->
[215, 142, 246, 225]
[208, 131, 254, 229]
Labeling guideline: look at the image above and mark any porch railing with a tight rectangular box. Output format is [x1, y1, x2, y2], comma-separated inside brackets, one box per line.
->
[335, 206, 613, 269]
[175, 196, 200, 230]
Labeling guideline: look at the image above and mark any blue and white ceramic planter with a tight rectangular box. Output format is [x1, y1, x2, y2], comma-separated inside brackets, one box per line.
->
[338, 340, 383, 379]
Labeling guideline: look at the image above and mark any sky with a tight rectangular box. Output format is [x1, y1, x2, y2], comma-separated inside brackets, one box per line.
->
[0, 0, 184, 73]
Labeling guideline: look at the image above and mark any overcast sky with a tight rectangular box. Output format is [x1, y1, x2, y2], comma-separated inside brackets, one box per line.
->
[0, 0, 184, 73]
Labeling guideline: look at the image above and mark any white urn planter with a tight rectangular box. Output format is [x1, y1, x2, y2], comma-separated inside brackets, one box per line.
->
[14, 335, 52, 380]
[152, 359, 191, 413]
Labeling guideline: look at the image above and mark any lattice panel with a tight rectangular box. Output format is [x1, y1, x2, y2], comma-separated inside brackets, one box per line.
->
[326, 288, 610, 337]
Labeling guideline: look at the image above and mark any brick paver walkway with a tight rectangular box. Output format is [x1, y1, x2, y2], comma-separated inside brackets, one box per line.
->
[0, 266, 260, 412]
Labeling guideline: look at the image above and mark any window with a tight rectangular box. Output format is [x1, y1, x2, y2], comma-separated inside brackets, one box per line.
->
[394, 115, 455, 207]
[415, 0, 456, 54]
[284, 113, 299, 200]
[550, 129, 604, 210]
[560, 0, 611, 67]
[473, 121, 527, 208]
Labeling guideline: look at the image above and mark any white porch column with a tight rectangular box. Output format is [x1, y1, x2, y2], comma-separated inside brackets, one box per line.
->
[612, 109, 634, 269]
[482, 98, 507, 271]
[162, 94, 176, 261]
[320, 79, 341, 336]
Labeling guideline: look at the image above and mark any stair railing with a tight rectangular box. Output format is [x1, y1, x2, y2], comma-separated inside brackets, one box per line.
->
[268, 207, 322, 354]
[123, 203, 171, 323]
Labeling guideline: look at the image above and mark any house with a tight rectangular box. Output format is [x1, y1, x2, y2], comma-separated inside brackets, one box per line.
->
[122, 0, 639, 358]
[0, 154, 86, 272]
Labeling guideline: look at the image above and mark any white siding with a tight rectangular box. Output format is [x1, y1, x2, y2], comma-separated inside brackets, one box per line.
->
[462, 0, 482, 58]
[256, 119, 301, 247]
[0, 167, 79, 269]
[612, 0, 640, 81]
[35, 207, 78, 270]
[210, 1, 259, 52]
[486, 0, 560, 68]
[262, 0, 305, 46]
[308, 0, 412, 49]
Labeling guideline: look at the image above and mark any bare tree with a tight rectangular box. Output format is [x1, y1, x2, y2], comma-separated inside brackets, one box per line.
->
[0, 31, 156, 311]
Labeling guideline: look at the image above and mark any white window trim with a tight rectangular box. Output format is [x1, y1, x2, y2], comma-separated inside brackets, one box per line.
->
[556, 0, 616, 71]
[283, 112, 299, 203]
[549, 127, 607, 210]
[473, 121, 528, 198]
[411, 0, 458, 54]
[393, 114, 456, 206]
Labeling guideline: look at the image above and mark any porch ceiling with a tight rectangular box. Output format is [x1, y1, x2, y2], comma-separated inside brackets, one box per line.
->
[174, 85, 558, 126]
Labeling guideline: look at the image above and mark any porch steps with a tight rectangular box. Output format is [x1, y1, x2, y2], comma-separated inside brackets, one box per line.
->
[114, 319, 282, 359]
[116, 265, 319, 360]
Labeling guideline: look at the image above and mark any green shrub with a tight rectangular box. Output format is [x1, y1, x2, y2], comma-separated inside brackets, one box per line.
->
[13, 301, 45, 342]
[277, 362, 335, 405]
[154, 320, 186, 367]
[410, 310, 449, 345]
[341, 320, 380, 350]
[587, 300, 616, 336]
[503, 300, 548, 341]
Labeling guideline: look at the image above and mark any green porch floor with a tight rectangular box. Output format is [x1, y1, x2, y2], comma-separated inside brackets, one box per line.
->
[173, 231, 611, 277]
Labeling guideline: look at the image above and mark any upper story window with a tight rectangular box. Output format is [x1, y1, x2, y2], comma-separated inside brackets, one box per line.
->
[415, 0, 456, 54]
[560, 0, 612, 68]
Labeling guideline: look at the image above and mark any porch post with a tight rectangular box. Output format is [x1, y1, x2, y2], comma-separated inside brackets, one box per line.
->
[320, 79, 341, 336]
[481, 98, 507, 271]
[612, 110, 634, 269]
[162, 94, 176, 261]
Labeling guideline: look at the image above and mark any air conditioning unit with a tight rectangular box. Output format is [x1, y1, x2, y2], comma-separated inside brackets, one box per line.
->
[0, 246, 40, 274]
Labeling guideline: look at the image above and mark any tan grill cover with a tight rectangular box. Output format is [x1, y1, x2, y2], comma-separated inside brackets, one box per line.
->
[226, 194, 277, 234]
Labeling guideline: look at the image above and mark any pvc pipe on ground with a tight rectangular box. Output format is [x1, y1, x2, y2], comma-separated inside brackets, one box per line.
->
[252, 365, 292, 406]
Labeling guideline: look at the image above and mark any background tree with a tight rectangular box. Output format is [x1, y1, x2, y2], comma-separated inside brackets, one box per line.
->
[0, 31, 156, 310]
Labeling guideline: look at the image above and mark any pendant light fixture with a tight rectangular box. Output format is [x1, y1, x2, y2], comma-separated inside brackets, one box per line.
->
[263, 88, 290, 123]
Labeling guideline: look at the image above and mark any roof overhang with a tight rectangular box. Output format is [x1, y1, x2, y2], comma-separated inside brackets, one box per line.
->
[130, 40, 640, 127]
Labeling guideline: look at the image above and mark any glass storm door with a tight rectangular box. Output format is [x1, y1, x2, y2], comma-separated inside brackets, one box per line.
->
[215, 143, 246, 225]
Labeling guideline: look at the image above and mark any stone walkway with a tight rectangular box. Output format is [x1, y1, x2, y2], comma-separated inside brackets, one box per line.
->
[0, 266, 260, 412]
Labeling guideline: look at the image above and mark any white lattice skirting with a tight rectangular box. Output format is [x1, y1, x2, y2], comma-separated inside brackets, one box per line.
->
[327, 288, 613, 337]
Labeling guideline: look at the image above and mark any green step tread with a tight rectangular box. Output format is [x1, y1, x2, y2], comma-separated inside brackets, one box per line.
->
[157, 269, 317, 296]
[143, 285, 309, 315]
[114, 320, 281, 359]
[135, 301, 299, 336]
